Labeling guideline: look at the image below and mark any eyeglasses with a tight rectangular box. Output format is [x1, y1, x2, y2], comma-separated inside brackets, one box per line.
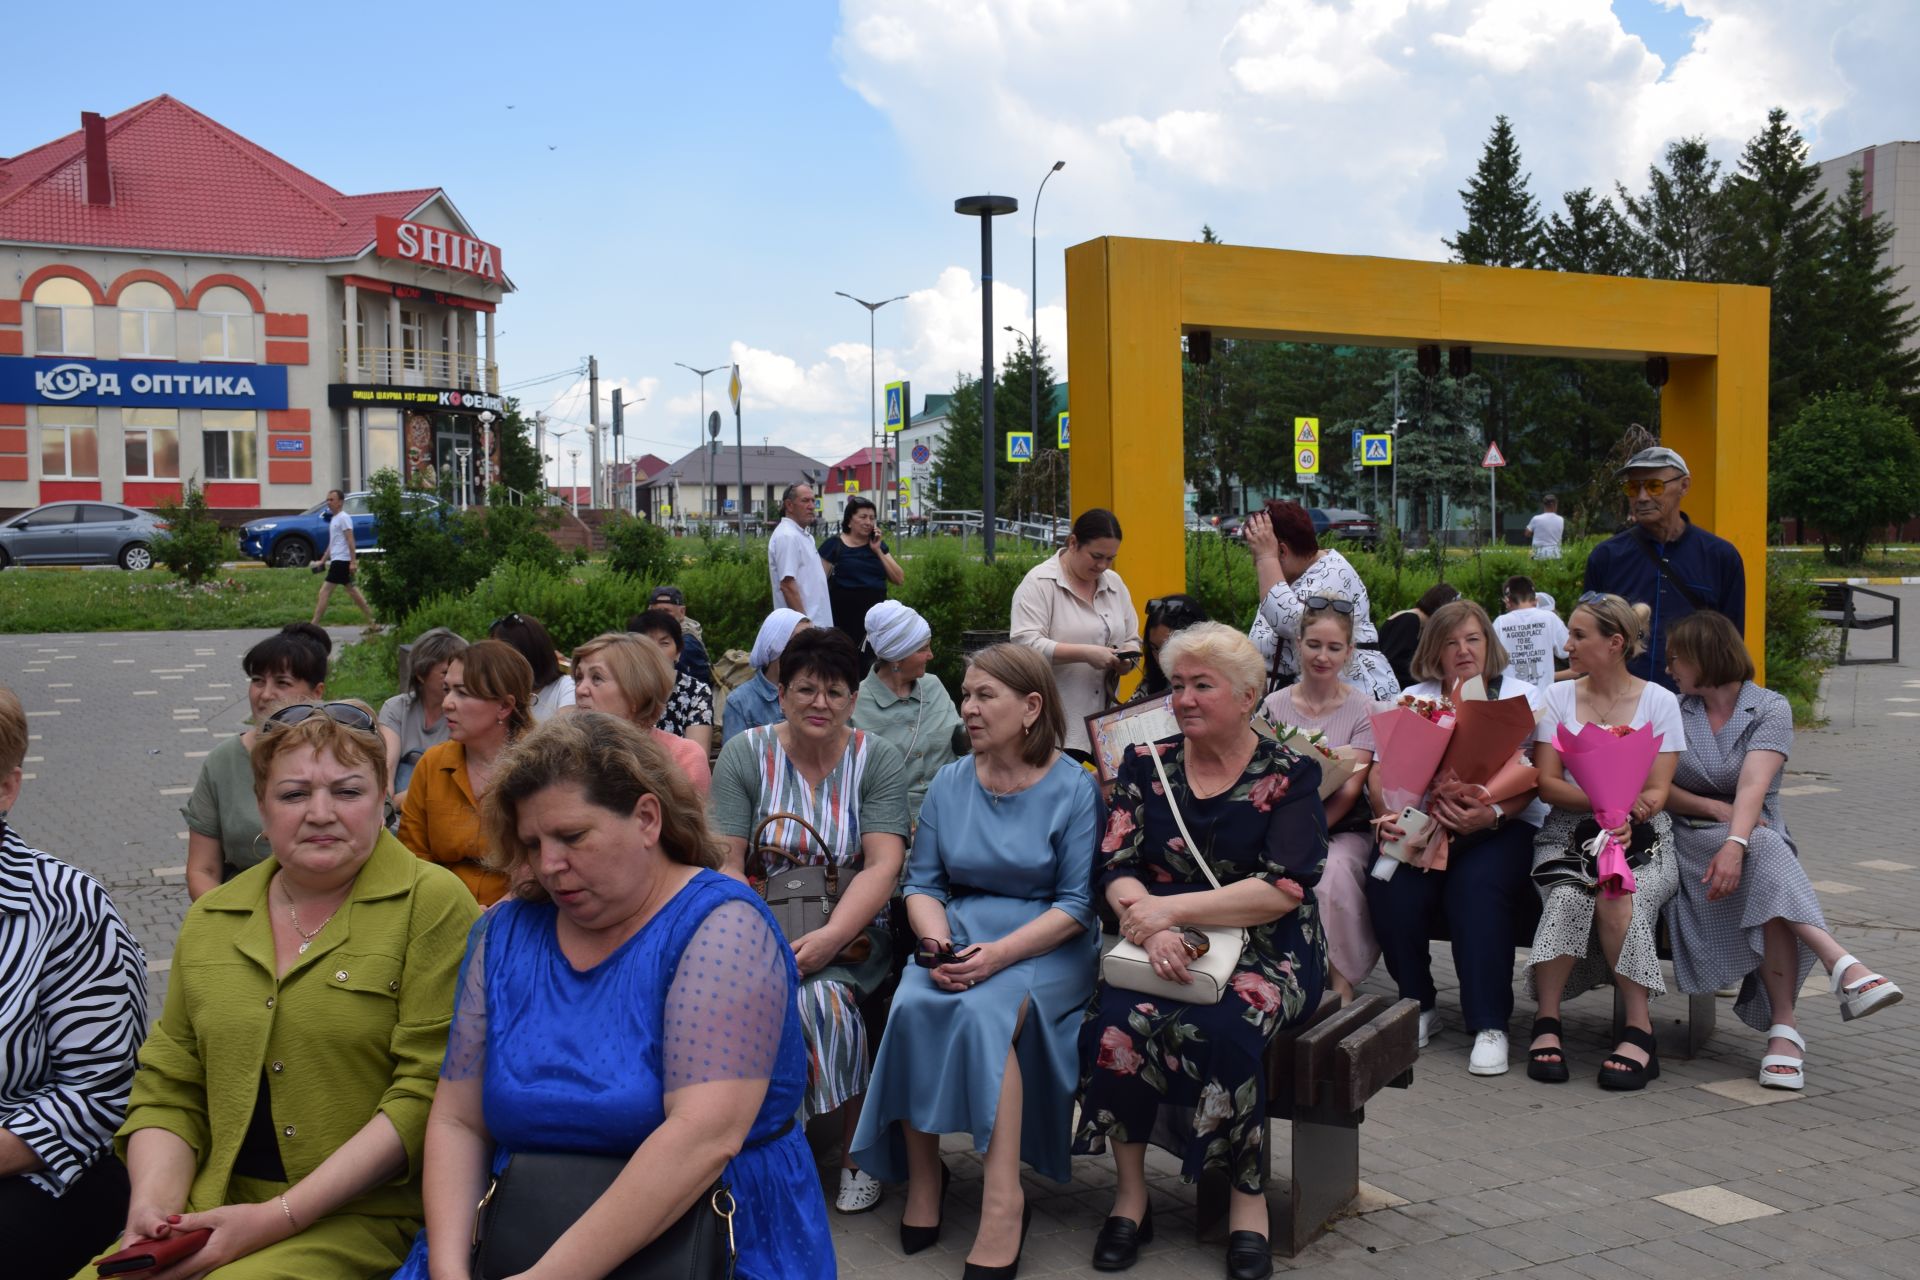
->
[490, 613, 524, 631]
[1302, 595, 1356, 615]
[1577, 590, 1611, 606]
[1620, 476, 1675, 497]
[914, 938, 980, 969]
[785, 683, 852, 707]
[265, 701, 376, 732]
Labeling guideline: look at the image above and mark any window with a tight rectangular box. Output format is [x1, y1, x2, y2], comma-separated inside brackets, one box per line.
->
[33, 278, 94, 356]
[124, 408, 181, 480]
[364, 407, 400, 484]
[202, 409, 258, 480]
[19, 504, 80, 527]
[198, 286, 255, 361]
[82, 505, 132, 524]
[343, 306, 368, 377]
[399, 308, 426, 371]
[117, 281, 176, 358]
[39, 407, 99, 478]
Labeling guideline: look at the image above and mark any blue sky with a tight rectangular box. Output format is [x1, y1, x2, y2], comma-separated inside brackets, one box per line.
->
[5, 1, 1912, 481]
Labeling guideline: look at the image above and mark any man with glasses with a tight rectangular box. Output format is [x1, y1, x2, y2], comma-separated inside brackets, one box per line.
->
[1582, 446, 1746, 691]
[768, 483, 834, 628]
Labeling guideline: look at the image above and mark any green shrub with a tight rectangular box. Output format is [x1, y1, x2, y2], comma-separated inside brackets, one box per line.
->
[1763, 557, 1837, 722]
[360, 472, 570, 621]
[152, 480, 231, 585]
[603, 515, 680, 584]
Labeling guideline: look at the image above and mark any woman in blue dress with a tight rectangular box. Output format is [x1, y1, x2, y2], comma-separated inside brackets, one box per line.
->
[391, 711, 834, 1280]
[851, 644, 1100, 1280]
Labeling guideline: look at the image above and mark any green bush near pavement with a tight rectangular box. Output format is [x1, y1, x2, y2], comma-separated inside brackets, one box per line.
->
[152, 480, 238, 586]
[358, 470, 571, 622]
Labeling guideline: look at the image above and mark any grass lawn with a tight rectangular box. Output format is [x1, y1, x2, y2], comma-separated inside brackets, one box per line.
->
[0, 566, 378, 633]
[1769, 549, 1920, 578]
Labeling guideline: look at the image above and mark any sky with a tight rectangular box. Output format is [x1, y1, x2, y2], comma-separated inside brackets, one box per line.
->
[4, 0, 1914, 484]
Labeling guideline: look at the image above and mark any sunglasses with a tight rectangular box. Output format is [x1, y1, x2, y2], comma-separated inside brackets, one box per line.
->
[1302, 595, 1356, 615]
[1577, 590, 1611, 606]
[490, 613, 525, 631]
[1620, 477, 1675, 497]
[1177, 927, 1212, 959]
[914, 938, 981, 969]
[265, 701, 376, 732]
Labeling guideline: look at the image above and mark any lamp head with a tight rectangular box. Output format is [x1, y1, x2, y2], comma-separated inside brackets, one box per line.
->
[955, 195, 1019, 217]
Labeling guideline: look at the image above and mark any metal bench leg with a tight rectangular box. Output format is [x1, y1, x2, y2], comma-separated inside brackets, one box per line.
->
[1286, 1116, 1359, 1256]
[1612, 978, 1712, 1060]
[1686, 991, 1716, 1058]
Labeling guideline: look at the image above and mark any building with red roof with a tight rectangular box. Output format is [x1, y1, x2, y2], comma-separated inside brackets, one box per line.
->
[0, 96, 513, 526]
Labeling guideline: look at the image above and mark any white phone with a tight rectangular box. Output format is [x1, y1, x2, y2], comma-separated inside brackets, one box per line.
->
[1382, 806, 1432, 862]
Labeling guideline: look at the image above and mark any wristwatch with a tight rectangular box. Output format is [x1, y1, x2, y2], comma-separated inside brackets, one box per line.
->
[1488, 806, 1506, 831]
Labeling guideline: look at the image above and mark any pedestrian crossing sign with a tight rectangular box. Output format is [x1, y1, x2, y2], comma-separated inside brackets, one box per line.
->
[884, 381, 905, 433]
[1294, 417, 1318, 444]
[898, 476, 911, 495]
[1361, 433, 1393, 465]
[1058, 411, 1071, 450]
[1007, 431, 1034, 463]
[844, 478, 858, 492]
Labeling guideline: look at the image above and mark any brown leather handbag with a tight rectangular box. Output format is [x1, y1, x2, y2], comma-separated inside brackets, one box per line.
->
[750, 811, 872, 964]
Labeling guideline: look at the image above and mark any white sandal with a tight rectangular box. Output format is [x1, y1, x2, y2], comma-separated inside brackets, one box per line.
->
[1830, 953, 1904, 1022]
[835, 1167, 882, 1214]
[1758, 1023, 1806, 1091]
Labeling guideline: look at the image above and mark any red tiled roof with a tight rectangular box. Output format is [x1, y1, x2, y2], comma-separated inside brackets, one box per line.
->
[831, 446, 890, 469]
[0, 96, 447, 261]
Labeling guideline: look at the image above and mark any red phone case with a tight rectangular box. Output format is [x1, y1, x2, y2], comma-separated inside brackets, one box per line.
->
[96, 1228, 213, 1276]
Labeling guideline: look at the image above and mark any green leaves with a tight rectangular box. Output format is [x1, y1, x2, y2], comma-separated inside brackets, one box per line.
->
[1770, 390, 1920, 565]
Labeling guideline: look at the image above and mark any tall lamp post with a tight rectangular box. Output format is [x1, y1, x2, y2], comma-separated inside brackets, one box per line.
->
[955, 195, 1018, 561]
[676, 362, 728, 530]
[568, 450, 581, 517]
[1027, 161, 1065, 477]
[834, 292, 907, 520]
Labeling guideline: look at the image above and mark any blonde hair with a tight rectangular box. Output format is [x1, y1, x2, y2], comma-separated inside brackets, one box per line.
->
[250, 700, 388, 801]
[1410, 600, 1512, 684]
[1159, 621, 1266, 703]
[482, 712, 723, 895]
[963, 643, 1064, 767]
[1573, 593, 1652, 661]
[572, 632, 676, 725]
[1300, 601, 1355, 642]
[0, 685, 25, 775]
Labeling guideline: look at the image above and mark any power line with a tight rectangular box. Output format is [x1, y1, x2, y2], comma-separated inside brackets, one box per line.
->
[502, 363, 587, 392]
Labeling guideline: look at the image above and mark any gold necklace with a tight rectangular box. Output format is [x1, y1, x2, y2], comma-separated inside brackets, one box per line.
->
[281, 885, 344, 955]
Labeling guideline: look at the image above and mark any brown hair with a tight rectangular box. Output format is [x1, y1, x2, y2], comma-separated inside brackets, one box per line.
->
[455, 639, 536, 738]
[0, 685, 26, 775]
[572, 632, 675, 725]
[249, 700, 388, 802]
[1410, 600, 1512, 684]
[964, 643, 1065, 767]
[483, 712, 723, 895]
[1665, 610, 1755, 687]
[1572, 593, 1652, 662]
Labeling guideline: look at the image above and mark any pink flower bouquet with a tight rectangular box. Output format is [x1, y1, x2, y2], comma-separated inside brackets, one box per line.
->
[1553, 721, 1663, 899]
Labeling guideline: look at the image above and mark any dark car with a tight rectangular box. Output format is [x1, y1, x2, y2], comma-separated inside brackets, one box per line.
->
[0, 501, 166, 570]
[238, 490, 443, 567]
[1218, 505, 1380, 547]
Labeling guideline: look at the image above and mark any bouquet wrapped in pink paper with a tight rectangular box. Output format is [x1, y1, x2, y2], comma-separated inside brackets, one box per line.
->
[1366, 696, 1454, 881]
[1552, 721, 1663, 898]
[1414, 692, 1542, 874]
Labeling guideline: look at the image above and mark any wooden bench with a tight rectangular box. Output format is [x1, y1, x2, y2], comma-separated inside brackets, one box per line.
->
[1814, 582, 1901, 665]
[1195, 993, 1420, 1257]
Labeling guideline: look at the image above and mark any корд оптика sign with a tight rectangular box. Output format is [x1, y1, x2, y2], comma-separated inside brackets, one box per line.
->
[326, 384, 506, 415]
[0, 356, 289, 409]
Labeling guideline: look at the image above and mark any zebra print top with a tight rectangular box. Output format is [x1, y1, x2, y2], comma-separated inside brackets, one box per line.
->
[0, 821, 147, 1196]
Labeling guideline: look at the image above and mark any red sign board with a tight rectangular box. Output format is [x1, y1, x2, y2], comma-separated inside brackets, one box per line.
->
[1481, 442, 1507, 468]
[373, 215, 504, 283]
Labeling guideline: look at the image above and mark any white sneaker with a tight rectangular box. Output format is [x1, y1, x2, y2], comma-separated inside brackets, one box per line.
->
[835, 1167, 882, 1214]
[1469, 1029, 1510, 1076]
[1417, 1008, 1440, 1048]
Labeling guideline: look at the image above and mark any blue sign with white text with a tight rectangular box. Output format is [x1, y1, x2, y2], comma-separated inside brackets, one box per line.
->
[0, 357, 290, 410]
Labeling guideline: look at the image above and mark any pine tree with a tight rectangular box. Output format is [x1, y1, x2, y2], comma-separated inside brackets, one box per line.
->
[930, 374, 985, 510]
[1541, 188, 1634, 275]
[1444, 116, 1542, 268]
[1616, 137, 1722, 281]
[995, 335, 1061, 521]
[1819, 168, 1920, 415]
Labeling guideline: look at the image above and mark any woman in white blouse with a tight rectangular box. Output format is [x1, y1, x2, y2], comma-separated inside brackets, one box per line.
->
[1010, 508, 1141, 757]
[1243, 501, 1399, 700]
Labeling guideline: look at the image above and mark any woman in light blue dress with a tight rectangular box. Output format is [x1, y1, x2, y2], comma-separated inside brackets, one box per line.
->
[851, 644, 1100, 1280]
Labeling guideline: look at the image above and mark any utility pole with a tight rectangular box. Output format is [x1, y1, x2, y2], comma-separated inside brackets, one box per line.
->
[1390, 369, 1401, 535]
[676, 363, 728, 531]
[533, 411, 546, 491]
[587, 355, 600, 509]
[610, 389, 624, 512]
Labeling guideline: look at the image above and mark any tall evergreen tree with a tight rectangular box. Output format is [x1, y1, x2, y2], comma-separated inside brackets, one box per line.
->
[1444, 116, 1542, 268]
[995, 335, 1061, 521]
[1541, 188, 1634, 275]
[1819, 167, 1920, 415]
[930, 374, 985, 510]
[1617, 137, 1722, 281]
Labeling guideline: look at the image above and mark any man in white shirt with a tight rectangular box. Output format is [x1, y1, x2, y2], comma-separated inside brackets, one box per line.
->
[767, 483, 833, 628]
[1525, 493, 1565, 560]
[1493, 575, 1567, 687]
[310, 489, 377, 628]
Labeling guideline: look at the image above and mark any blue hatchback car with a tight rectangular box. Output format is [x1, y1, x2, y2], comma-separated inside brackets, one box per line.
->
[239, 491, 442, 567]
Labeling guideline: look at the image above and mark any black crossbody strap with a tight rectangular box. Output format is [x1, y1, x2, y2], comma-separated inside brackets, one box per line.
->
[1634, 534, 1709, 612]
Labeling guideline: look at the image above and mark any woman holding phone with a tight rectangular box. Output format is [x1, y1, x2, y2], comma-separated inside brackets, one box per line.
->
[1010, 508, 1141, 759]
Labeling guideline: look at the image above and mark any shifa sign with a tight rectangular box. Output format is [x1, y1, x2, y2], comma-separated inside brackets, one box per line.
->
[374, 216, 505, 284]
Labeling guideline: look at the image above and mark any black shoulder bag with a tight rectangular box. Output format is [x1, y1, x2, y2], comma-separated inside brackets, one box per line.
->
[1633, 535, 1709, 612]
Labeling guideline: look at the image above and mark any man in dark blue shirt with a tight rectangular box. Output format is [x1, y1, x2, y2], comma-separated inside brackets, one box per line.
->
[1583, 446, 1747, 691]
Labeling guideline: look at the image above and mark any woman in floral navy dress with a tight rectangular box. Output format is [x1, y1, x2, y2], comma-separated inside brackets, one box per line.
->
[1073, 623, 1327, 1280]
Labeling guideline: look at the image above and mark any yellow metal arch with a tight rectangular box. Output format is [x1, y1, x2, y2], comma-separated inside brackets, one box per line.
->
[1065, 237, 1770, 676]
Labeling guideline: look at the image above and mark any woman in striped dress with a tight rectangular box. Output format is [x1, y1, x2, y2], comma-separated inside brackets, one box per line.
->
[710, 626, 909, 1215]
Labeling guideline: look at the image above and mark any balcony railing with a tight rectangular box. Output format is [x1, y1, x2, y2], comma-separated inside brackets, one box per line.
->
[341, 347, 499, 393]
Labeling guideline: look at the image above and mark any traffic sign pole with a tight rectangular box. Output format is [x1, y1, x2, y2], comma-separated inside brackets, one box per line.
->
[1480, 440, 1506, 545]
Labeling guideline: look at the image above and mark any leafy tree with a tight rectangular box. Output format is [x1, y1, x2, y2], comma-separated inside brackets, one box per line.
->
[495, 397, 544, 496]
[1541, 188, 1635, 275]
[602, 513, 678, 583]
[1617, 137, 1723, 281]
[360, 469, 569, 619]
[1818, 168, 1920, 414]
[1444, 115, 1542, 268]
[152, 478, 229, 585]
[1771, 390, 1920, 563]
[1336, 351, 1488, 540]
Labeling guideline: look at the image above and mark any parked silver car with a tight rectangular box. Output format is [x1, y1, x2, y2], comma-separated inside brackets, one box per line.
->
[0, 501, 167, 570]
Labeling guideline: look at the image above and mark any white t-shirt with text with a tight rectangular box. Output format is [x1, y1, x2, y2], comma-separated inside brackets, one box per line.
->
[1494, 606, 1568, 688]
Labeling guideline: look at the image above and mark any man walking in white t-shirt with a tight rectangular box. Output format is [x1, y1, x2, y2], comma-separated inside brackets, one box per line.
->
[1493, 575, 1567, 687]
[310, 489, 377, 628]
[1525, 493, 1565, 560]
[767, 482, 833, 628]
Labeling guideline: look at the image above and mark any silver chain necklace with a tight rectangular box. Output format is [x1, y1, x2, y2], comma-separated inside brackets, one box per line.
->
[282, 886, 343, 955]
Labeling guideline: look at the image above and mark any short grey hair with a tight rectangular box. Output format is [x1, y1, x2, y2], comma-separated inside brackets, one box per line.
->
[1159, 621, 1266, 703]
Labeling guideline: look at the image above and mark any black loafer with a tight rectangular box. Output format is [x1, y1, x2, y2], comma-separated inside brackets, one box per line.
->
[1226, 1230, 1273, 1280]
[1091, 1203, 1153, 1271]
[899, 1163, 952, 1255]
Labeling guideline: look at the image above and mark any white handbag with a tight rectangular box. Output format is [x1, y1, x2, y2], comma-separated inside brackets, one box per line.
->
[1099, 742, 1247, 1005]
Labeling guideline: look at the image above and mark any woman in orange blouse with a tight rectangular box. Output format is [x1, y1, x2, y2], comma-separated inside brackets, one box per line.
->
[396, 640, 533, 905]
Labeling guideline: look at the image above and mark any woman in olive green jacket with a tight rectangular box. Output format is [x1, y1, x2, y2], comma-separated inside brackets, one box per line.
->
[104, 703, 478, 1280]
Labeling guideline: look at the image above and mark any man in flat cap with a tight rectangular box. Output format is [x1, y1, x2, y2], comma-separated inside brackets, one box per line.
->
[1582, 445, 1746, 691]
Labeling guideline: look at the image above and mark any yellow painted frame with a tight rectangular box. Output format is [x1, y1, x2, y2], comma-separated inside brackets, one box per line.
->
[1066, 237, 1771, 676]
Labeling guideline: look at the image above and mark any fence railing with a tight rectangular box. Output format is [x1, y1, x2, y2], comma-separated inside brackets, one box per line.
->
[340, 347, 499, 392]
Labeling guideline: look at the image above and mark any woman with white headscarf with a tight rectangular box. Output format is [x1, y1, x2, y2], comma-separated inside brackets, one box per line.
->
[852, 601, 964, 829]
[722, 609, 813, 747]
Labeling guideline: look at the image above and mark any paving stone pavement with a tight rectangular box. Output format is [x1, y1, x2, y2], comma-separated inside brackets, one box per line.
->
[3, 594, 1915, 1280]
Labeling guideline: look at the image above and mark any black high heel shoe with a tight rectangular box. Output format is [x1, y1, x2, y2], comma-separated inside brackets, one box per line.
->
[1597, 1024, 1660, 1091]
[961, 1203, 1032, 1280]
[1226, 1229, 1274, 1280]
[1527, 1016, 1570, 1083]
[899, 1163, 952, 1255]
[1091, 1202, 1153, 1271]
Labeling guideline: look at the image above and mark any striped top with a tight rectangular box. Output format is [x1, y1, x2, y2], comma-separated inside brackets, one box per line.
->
[710, 725, 910, 875]
[0, 820, 147, 1196]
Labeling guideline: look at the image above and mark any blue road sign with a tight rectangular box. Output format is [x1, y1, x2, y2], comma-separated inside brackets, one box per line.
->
[884, 381, 905, 432]
[1361, 434, 1393, 465]
[1006, 432, 1034, 463]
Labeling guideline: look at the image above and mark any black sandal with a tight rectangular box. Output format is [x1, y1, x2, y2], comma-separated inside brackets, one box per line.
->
[1597, 1025, 1660, 1091]
[1527, 1017, 1569, 1083]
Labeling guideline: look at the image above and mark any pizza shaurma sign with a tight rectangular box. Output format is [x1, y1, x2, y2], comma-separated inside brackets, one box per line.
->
[0, 357, 289, 409]
[374, 215, 505, 284]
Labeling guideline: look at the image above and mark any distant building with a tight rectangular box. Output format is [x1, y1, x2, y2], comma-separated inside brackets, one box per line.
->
[636, 442, 830, 529]
[1815, 139, 1919, 354]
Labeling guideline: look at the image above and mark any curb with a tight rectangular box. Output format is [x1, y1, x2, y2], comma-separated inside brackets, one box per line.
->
[1815, 577, 1920, 586]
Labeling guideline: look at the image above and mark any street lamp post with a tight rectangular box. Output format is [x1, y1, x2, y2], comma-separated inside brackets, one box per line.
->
[834, 292, 907, 522]
[477, 410, 495, 500]
[955, 195, 1018, 561]
[569, 450, 581, 517]
[1028, 161, 1064, 480]
[675, 363, 728, 531]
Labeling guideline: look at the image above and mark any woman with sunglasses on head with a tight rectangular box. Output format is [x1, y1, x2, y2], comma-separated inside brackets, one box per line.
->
[1365, 600, 1545, 1076]
[1243, 500, 1399, 701]
[398, 640, 535, 907]
[570, 632, 711, 796]
[851, 644, 1098, 1279]
[184, 623, 333, 901]
[1526, 593, 1684, 1091]
[486, 613, 574, 722]
[1261, 596, 1379, 1007]
[1010, 508, 1141, 758]
[105, 701, 479, 1279]
[820, 495, 906, 659]
[849, 601, 962, 829]
[1132, 594, 1210, 702]
[709, 626, 909, 1216]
